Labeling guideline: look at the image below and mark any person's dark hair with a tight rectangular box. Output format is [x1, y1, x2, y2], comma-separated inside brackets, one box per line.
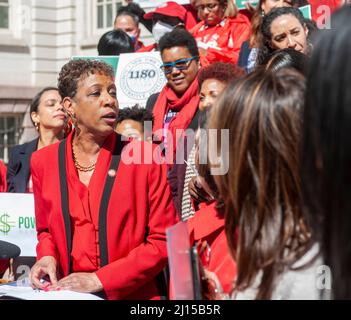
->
[209, 68, 312, 299]
[257, 7, 308, 64]
[58, 59, 114, 99]
[116, 105, 154, 126]
[114, 10, 139, 27]
[97, 29, 135, 56]
[198, 62, 245, 88]
[259, 48, 308, 74]
[29, 87, 59, 126]
[158, 28, 199, 57]
[117, 2, 153, 33]
[301, 5, 351, 299]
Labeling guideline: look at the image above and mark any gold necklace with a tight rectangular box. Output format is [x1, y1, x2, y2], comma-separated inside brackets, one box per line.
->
[72, 144, 96, 172]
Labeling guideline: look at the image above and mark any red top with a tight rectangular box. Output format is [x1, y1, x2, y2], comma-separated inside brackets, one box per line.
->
[65, 132, 116, 273]
[309, 0, 343, 22]
[30, 131, 178, 299]
[0, 160, 7, 192]
[187, 202, 237, 295]
[191, 14, 251, 64]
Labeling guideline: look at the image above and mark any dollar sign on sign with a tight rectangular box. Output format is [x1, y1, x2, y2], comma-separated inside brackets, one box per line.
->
[0, 214, 11, 235]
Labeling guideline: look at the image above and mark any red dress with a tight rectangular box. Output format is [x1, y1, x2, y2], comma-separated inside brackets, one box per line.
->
[191, 14, 251, 64]
[30, 131, 178, 299]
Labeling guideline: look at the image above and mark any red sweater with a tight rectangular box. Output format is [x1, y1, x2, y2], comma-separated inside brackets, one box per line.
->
[191, 14, 251, 64]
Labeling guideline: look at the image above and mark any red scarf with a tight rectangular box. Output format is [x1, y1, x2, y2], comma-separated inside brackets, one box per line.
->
[153, 78, 200, 135]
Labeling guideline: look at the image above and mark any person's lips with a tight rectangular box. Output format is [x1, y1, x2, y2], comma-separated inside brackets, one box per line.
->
[54, 112, 66, 120]
[101, 111, 117, 125]
[171, 77, 185, 86]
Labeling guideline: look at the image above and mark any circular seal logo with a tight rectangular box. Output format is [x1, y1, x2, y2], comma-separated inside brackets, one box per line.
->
[120, 56, 166, 100]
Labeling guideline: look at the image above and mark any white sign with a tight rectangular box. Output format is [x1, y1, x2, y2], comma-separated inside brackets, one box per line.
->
[116, 52, 166, 109]
[0, 193, 37, 257]
[134, 0, 190, 9]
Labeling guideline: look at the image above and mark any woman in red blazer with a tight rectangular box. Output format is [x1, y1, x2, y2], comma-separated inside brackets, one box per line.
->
[29, 59, 178, 300]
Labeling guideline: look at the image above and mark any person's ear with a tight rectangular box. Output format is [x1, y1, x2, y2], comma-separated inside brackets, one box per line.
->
[304, 24, 309, 37]
[62, 97, 75, 118]
[31, 111, 39, 125]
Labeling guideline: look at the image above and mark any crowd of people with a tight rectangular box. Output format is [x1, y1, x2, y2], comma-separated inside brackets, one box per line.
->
[1, 0, 351, 300]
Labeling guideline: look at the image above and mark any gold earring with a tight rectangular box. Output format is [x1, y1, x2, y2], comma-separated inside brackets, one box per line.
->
[70, 113, 77, 127]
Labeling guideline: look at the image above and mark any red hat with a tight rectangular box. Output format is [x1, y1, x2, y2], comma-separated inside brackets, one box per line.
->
[144, 1, 187, 22]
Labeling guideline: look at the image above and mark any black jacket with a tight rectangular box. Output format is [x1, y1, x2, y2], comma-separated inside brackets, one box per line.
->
[7, 138, 38, 193]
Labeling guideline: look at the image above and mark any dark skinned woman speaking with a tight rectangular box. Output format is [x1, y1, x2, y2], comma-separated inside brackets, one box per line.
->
[29, 59, 178, 300]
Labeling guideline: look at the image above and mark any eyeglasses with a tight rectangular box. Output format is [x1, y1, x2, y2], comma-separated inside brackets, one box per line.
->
[195, 2, 219, 12]
[160, 56, 198, 75]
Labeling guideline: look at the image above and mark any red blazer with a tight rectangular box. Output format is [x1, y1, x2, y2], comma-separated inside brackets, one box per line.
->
[30, 132, 178, 300]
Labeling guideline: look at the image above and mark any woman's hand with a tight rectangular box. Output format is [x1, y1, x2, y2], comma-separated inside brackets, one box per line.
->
[188, 176, 213, 203]
[29, 256, 58, 289]
[50, 272, 103, 293]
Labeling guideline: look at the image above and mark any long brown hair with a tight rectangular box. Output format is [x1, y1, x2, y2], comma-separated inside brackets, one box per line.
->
[208, 69, 311, 299]
[249, 0, 307, 48]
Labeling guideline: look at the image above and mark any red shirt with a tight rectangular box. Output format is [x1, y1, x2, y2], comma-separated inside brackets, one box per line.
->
[0, 160, 7, 192]
[309, 0, 343, 22]
[31, 131, 178, 299]
[191, 14, 251, 64]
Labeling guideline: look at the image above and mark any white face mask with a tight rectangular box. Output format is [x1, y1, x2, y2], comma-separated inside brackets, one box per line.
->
[152, 21, 175, 43]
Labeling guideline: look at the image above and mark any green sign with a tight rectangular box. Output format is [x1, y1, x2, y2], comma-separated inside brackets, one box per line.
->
[71, 56, 119, 76]
[299, 5, 312, 20]
[235, 0, 259, 10]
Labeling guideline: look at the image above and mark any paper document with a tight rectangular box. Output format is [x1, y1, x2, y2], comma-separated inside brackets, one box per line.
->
[0, 285, 103, 300]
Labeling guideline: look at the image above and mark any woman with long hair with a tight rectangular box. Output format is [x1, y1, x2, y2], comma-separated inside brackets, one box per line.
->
[7, 87, 67, 193]
[238, 0, 307, 73]
[208, 68, 323, 299]
[301, 5, 351, 299]
[256, 6, 313, 65]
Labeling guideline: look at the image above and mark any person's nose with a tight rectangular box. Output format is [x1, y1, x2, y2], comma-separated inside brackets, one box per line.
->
[170, 66, 181, 76]
[287, 35, 297, 49]
[55, 101, 64, 111]
[102, 91, 117, 108]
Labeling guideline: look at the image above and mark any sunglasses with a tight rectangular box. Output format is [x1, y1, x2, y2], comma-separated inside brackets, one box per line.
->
[160, 56, 199, 75]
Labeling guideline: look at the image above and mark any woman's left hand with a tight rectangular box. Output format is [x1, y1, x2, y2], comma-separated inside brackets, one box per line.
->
[49, 272, 103, 293]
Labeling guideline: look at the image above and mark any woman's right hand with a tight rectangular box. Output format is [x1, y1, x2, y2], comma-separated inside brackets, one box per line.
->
[29, 256, 58, 289]
[188, 176, 213, 204]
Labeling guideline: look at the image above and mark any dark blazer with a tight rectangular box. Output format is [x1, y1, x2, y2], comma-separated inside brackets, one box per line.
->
[237, 40, 252, 72]
[7, 138, 38, 193]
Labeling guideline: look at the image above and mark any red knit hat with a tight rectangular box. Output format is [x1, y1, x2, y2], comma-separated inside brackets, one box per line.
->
[144, 1, 187, 22]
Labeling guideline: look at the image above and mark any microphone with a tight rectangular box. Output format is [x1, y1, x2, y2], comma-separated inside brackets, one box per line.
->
[0, 240, 21, 259]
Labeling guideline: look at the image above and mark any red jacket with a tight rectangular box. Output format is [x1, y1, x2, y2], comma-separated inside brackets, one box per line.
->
[30, 132, 178, 300]
[187, 202, 237, 295]
[191, 14, 251, 64]
[0, 160, 7, 192]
